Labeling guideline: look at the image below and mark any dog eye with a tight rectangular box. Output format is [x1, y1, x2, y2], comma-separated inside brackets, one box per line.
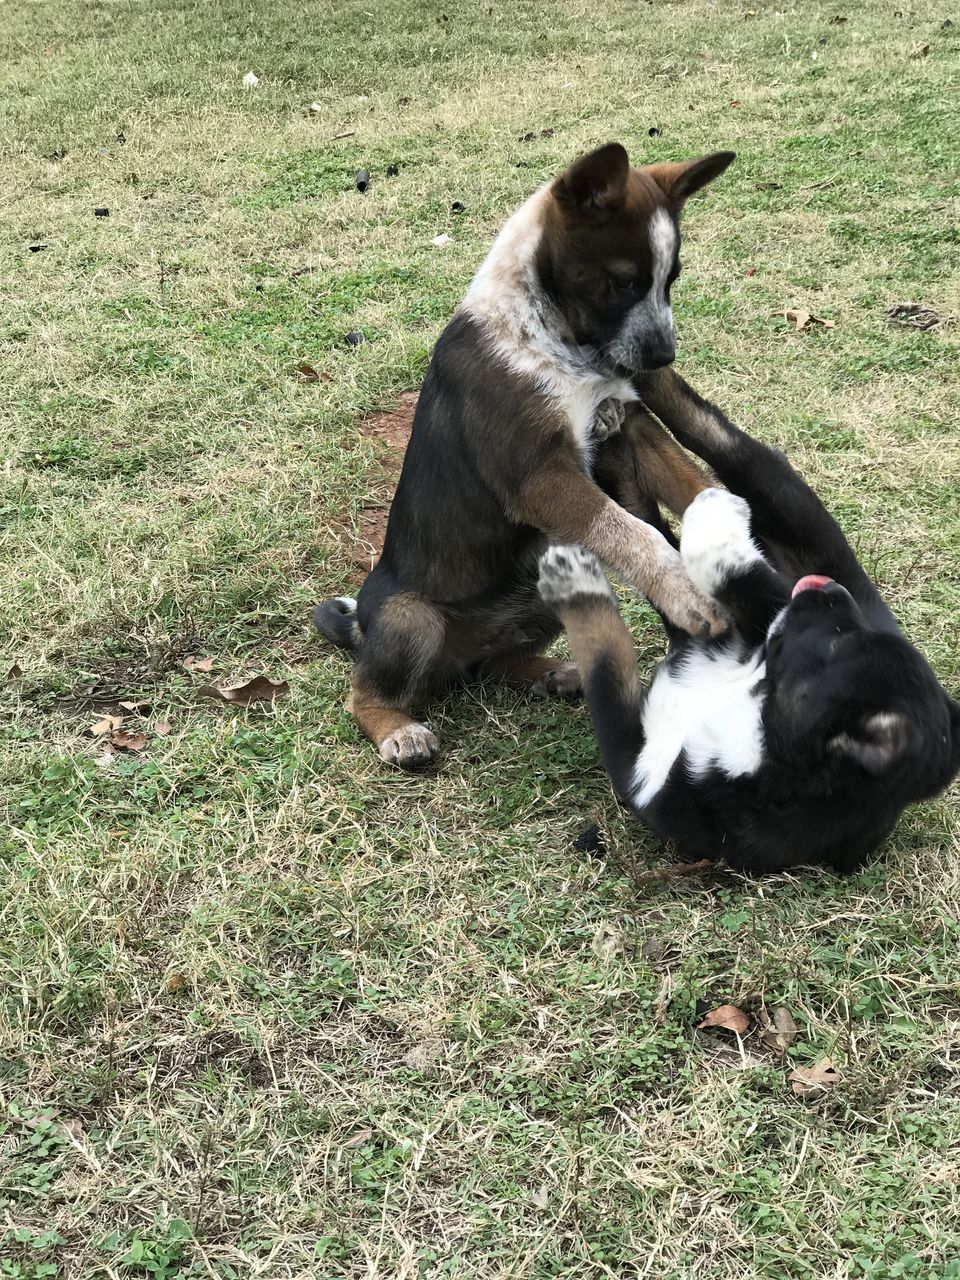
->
[610, 273, 637, 293]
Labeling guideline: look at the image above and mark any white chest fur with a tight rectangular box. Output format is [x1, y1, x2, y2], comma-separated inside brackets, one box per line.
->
[461, 185, 638, 459]
[629, 645, 767, 808]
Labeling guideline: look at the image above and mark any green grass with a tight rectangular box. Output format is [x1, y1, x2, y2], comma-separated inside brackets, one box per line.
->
[2, 1, 960, 1276]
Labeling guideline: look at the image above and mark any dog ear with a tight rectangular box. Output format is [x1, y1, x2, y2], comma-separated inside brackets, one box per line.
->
[829, 711, 912, 774]
[553, 143, 630, 214]
[643, 151, 735, 211]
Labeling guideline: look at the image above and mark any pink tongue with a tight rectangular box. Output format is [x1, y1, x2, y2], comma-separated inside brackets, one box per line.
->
[792, 574, 833, 598]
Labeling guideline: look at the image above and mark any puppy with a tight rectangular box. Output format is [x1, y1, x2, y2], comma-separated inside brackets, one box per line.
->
[315, 142, 734, 768]
[540, 375, 960, 873]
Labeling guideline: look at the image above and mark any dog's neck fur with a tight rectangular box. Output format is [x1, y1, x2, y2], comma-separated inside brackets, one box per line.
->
[460, 185, 638, 456]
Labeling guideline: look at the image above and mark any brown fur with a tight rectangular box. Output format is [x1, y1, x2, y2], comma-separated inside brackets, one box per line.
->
[315, 144, 737, 768]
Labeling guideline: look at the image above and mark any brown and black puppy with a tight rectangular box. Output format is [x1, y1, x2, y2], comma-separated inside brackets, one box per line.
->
[315, 142, 733, 768]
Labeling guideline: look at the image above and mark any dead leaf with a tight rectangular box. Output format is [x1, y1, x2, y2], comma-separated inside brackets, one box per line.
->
[699, 1004, 750, 1035]
[909, 42, 930, 58]
[59, 1117, 84, 1140]
[592, 922, 623, 960]
[164, 972, 188, 994]
[153, 721, 172, 737]
[774, 308, 835, 333]
[829, 14, 848, 23]
[789, 1058, 840, 1097]
[402, 1038, 446, 1070]
[430, 233, 453, 247]
[90, 714, 124, 737]
[297, 362, 330, 382]
[885, 301, 954, 330]
[760, 1006, 799, 1054]
[94, 746, 117, 768]
[111, 730, 147, 752]
[183, 656, 215, 673]
[530, 1184, 550, 1210]
[344, 1127, 375, 1148]
[6, 662, 23, 680]
[199, 675, 290, 707]
[729, 99, 741, 107]
[242, 70, 260, 88]
[118, 699, 150, 711]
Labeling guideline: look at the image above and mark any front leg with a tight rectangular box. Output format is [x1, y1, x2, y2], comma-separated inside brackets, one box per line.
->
[513, 462, 726, 637]
[637, 367, 870, 595]
[680, 488, 788, 643]
[537, 546, 646, 802]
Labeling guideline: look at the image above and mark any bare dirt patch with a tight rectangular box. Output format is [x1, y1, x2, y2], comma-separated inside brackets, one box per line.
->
[344, 390, 417, 579]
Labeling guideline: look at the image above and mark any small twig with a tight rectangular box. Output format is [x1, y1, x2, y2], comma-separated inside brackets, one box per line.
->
[331, 130, 356, 140]
[796, 174, 840, 193]
[631, 858, 714, 891]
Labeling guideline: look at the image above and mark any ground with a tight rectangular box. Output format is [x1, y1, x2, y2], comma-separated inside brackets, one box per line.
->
[1, 1, 959, 1277]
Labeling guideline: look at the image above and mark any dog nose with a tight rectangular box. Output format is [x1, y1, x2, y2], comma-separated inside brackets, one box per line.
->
[646, 338, 676, 368]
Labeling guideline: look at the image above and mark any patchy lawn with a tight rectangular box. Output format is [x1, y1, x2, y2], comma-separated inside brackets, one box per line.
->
[1, 1, 959, 1276]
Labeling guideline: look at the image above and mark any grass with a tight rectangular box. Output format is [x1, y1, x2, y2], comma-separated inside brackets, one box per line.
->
[1, 0, 959, 1275]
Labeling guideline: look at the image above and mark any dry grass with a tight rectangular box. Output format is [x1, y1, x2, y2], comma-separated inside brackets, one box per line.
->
[1, 1, 959, 1277]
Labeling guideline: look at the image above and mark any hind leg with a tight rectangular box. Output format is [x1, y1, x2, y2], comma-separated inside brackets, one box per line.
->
[349, 592, 446, 769]
[493, 652, 582, 698]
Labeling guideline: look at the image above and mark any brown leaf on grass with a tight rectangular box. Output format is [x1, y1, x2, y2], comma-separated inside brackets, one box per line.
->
[112, 730, 147, 752]
[909, 42, 930, 58]
[90, 714, 124, 737]
[94, 746, 117, 768]
[153, 720, 172, 737]
[118, 698, 150, 711]
[699, 1004, 750, 1034]
[6, 662, 23, 680]
[592, 922, 624, 960]
[296, 362, 331, 383]
[774, 308, 836, 333]
[199, 675, 290, 707]
[344, 1127, 375, 1148]
[761, 1006, 800, 1054]
[183, 655, 215, 673]
[402, 1038, 446, 1070]
[59, 1117, 84, 1140]
[789, 1058, 840, 1097]
[164, 972, 188, 994]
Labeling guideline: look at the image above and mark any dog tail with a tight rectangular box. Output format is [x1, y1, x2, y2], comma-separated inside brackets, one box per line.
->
[313, 597, 362, 652]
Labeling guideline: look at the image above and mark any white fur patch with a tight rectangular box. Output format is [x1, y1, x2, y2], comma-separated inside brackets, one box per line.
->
[607, 208, 677, 369]
[629, 645, 766, 808]
[538, 544, 614, 606]
[335, 596, 357, 612]
[680, 488, 765, 598]
[461, 185, 638, 459]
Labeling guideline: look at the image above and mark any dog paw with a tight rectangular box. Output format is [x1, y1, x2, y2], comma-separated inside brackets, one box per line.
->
[378, 722, 440, 770]
[680, 487, 762, 598]
[649, 545, 729, 637]
[593, 397, 626, 441]
[528, 661, 582, 698]
[538, 545, 614, 607]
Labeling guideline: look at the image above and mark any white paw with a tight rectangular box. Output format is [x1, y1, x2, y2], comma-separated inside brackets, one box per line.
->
[378, 722, 440, 769]
[593, 397, 625, 441]
[529, 661, 582, 698]
[538, 545, 614, 607]
[680, 488, 762, 598]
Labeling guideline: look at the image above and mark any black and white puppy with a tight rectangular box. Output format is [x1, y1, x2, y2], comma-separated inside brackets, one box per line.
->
[538, 372, 960, 873]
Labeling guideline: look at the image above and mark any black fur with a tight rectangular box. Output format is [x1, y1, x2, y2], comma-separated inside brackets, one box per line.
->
[566, 370, 960, 874]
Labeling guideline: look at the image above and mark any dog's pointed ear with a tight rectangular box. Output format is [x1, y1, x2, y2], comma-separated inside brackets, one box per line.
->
[829, 711, 913, 774]
[553, 143, 630, 215]
[642, 151, 735, 211]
